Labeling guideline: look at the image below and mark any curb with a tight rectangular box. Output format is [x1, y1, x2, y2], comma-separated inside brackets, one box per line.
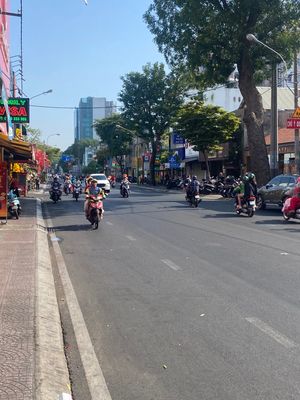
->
[35, 199, 72, 400]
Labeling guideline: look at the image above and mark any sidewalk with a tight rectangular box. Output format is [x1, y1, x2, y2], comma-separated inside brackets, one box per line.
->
[0, 196, 71, 400]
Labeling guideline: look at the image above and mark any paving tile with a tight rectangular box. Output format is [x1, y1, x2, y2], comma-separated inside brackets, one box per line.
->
[0, 198, 37, 400]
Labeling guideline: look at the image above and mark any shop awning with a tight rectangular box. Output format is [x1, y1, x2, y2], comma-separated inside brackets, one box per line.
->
[0, 133, 32, 160]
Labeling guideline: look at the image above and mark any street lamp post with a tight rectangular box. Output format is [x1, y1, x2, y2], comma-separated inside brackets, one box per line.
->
[246, 34, 290, 177]
[44, 134, 61, 174]
[115, 124, 142, 182]
[30, 89, 53, 100]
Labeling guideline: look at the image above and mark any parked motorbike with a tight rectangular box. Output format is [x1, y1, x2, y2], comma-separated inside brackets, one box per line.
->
[50, 187, 61, 203]
[87, 194, 103, 229]
[235, 195, 256, 217]
[7, 189, 21, 219]
[120, 182, 130, 198]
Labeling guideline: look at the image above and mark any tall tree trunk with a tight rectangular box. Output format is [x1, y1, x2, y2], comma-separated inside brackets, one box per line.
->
[238, 52, 271, 186]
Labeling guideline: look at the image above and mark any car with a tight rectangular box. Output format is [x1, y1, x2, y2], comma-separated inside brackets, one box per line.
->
[257, 174, 299, 210]
[89, 173, 111, 193]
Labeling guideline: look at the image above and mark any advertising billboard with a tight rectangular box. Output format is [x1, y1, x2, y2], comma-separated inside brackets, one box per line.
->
[0, 98, 30, 123]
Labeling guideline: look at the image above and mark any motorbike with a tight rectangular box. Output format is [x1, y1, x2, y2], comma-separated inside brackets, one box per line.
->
[73, 185, 81, 201]
[87, 194, 103, 229]
[64, 182, 71, 195]
[235, 195, 256, 217]
[50, 187, 61, 203]
[186, 190, 202, 208]
[120, 182, 130, 198]
[282, 197, 300, 221]
[7, 189, 21, 219]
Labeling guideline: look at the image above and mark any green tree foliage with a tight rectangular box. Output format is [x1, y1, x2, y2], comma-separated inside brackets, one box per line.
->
[82, 160, 103, 175]
[119, 62, 185, 184]
[174, 101, 240, 178]
[94, 114, 133, 173]
[144, 1, 300, 185]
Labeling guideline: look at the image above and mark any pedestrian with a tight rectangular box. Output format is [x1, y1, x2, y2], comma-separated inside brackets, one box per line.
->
[35, 176, 40, 190]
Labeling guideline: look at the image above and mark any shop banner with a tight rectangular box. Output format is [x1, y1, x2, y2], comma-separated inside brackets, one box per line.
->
[0, 162, 8, 219]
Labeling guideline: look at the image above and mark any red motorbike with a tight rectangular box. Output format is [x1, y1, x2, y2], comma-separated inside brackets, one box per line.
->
[86, 194, 103, 229]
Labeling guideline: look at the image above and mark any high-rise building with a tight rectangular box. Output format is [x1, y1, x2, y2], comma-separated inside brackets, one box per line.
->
[74, 97, 116, 141]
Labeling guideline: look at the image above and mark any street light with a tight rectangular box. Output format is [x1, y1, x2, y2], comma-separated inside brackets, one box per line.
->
[246, 34, 288, 76]
[247, 34, 289, 177]
[116, 124, 141, 182]
[44, 134, 61, 174]
[30, 89, 53, 100]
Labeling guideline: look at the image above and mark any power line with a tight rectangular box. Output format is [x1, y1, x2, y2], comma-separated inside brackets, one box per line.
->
[30, 104, 123, 110]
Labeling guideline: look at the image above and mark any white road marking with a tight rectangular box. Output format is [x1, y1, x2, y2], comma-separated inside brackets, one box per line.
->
[280, 252, 289, 255]
[161, 259, 181, 271]
[105, 221, 113, 226]
[126, 235, 136, 241]
[245, 317, 297, 349]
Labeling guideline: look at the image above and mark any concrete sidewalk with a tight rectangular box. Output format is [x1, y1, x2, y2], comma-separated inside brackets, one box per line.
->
[0, 196, 71, 400]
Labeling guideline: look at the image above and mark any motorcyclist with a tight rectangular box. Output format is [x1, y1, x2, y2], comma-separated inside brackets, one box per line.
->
[236, 173, 257, 209]
[73, 179, 82, 197]
[187, 175, 200, 200]
[85, 179, 106, 219]
[283, 176, 300, 216]
[50, 176, 62, 199]
[244, 172, 257, 198]
[120, 174, 130, 195]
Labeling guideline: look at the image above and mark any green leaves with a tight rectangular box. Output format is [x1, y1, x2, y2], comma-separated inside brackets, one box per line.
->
[93, 114, 133, 158]
[174, 100, 240, 153]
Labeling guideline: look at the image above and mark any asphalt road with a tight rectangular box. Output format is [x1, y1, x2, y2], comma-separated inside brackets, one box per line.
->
[44, 185, 300, 400]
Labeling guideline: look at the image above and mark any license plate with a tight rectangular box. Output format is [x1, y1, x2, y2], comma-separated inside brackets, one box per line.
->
[249, 201, 255, 206]
[195, 195, 200, 199]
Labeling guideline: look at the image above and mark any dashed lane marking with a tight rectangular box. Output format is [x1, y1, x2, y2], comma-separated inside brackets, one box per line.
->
[245, 317, 297, 349]
[126, 235, 136, 241]
[161, 259, 181, 271]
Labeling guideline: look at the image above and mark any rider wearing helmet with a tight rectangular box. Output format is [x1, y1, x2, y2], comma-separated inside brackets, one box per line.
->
[190, 175, 201, 194]
[244, 172, 257, 199]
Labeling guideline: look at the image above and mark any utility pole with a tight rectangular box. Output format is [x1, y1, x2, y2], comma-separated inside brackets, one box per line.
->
[270, 63, 278, 177]
[294, 52, 300, 174]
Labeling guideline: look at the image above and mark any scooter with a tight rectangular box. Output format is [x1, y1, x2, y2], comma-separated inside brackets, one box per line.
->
[235, 195, 256, 217]
[86, 194, 103, 230]
[73, 185, 81, 201]
[50, 187, 62, 203]
[7, 189, 21, 219]
[186, 190, 202, 207]
[282, 197, 300, 221]
[120, 182, 130, 198]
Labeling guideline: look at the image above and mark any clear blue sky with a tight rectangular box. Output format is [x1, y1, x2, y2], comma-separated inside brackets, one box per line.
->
[10, 0, 166, 150]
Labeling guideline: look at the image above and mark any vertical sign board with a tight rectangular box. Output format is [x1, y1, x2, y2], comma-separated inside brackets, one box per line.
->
[0, 162, 8, 219]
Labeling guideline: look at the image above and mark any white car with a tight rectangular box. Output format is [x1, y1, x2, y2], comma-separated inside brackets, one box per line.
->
[90, 173, 111, 193]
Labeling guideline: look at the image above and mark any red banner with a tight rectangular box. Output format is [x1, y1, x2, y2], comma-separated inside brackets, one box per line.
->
[0, 162, 8, 219]
[286, 118, 300, 129]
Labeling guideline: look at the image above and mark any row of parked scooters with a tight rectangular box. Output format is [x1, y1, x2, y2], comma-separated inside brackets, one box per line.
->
[166, 176, 241, 197]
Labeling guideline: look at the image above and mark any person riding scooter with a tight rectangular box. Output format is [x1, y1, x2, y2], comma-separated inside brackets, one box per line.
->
[85, 179, 106, 219]
[50, 176, 62, 200]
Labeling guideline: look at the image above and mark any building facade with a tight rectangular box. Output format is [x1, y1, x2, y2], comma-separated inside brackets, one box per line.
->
[74, 97, 116, 141]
